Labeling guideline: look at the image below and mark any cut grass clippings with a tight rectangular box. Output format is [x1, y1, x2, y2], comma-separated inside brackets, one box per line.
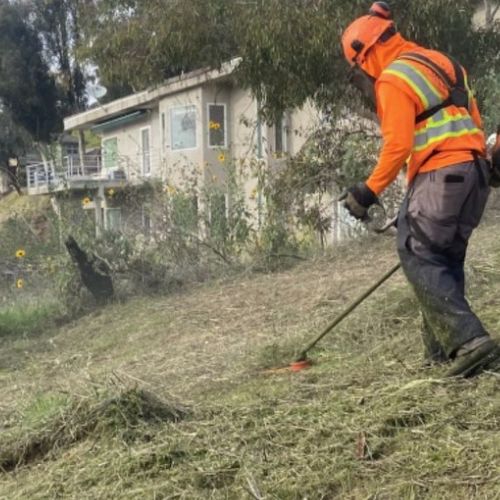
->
[0, 388, 188, 472]
[1, 211, 500, 497]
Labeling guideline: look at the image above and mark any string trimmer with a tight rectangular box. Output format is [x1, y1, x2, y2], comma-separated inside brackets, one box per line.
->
[289, 214, 400, 372]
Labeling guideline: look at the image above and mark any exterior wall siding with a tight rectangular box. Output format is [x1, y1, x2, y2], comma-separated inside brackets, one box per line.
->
[100, 111, 160, 180]
[62, 71, 325, 238]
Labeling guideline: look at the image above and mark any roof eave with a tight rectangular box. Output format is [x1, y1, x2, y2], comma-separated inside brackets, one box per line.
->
[64, 58, 241, 132]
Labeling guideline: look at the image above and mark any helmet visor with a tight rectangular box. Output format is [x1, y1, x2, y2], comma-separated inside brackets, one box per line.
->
[348, 65, 377, 110]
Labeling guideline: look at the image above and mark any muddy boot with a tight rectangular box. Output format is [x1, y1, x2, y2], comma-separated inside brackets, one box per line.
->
[447, 337, 500, 378]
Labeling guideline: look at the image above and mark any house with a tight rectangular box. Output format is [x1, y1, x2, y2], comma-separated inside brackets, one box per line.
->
[35, 58, 321, 234]
[24, 133, 82, 194]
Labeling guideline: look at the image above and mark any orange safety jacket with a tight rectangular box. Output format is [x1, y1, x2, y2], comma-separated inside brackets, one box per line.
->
[366, 48, 486, 195]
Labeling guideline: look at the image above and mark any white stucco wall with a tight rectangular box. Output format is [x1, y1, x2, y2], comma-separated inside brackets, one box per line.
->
[202, 83, 232, 187]
[93, 78, 320, 232]
[100, 109, 160, 179]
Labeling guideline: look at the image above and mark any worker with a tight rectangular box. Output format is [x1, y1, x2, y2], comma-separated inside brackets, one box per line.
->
[341, 2, 500, 377]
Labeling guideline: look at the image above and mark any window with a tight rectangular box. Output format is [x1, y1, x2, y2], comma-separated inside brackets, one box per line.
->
[102, 137, 118, 168]
[274, 115, 288, 155]
[106, 208, 122, 232]
[208, 104, 227, 148]
[170, 105, 197, 151]
[141, 127, 151, 175]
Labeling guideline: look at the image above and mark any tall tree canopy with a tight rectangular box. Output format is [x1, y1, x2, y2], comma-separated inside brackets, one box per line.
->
[31, 0, 87, 113]
[80, 0, 238, 92]
[81, 0, 500, 118]
[0, 0, 62, 143]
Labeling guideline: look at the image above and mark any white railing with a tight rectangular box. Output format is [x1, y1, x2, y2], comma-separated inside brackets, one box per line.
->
[26, 150, 165, 195]
[26, 162, 63, 193]
[64, 155, 103, 179]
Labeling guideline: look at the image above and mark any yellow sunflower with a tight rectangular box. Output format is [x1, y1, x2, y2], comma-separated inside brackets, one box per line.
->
[82, 197, 92, 206]
[16, 278, 24, 289]
[218, 153, 226, 163]
[107, 188, 115, 197]
[15, 249, 26, 259]
[164, 184, 177, 195]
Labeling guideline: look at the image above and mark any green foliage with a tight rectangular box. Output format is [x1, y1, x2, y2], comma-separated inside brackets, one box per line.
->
[31, 0, 88, 113]
[0, 110, 32, 166]
[201, 160, 253, 259]
[171, 192, 199, 232]
[0, 303, 60, 337]
[237, 0, 500, 118]
[0, 1, 62, 142]
[79, 0, 500, 119]
[21, 393, 71, 429]
[476, 69, 500, 134]
[258, 119, 383, 247]
[81, 0, 238, 91]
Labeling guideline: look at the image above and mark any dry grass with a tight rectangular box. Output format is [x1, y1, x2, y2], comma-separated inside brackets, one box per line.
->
[0, 191, 50, 224]
[1, 207, 500, 498]
[0, 388, 188, 472]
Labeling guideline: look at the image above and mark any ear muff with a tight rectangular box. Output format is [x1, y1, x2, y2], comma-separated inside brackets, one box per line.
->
[350, 40, 365, 61]
[369, 2, 392, 19]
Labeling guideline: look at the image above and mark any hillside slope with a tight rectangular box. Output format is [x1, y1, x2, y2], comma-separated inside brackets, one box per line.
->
[1, 210, 500, 498]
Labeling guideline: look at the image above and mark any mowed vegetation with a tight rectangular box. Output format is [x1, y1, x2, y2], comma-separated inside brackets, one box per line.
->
[1, 202, 500, 499]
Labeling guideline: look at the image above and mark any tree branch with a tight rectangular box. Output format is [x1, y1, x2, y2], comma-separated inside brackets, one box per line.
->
[492, 2, 500, 18]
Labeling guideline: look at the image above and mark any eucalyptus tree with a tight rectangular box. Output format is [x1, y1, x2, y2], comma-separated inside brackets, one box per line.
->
[79, 0, 500, 117]
[0, 1, 61, 144]
[31, 0, 87, 113]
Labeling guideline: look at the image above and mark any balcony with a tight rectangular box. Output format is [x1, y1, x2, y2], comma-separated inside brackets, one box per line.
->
[26, 162, 63, 194]
[26, 152, 161, 195]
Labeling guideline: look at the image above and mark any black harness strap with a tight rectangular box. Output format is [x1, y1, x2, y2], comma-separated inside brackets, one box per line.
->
[397, 52, 470, 124]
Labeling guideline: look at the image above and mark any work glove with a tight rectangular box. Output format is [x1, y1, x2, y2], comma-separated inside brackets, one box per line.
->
[491, 147, 500, 188]
[342, 182, 378, 220]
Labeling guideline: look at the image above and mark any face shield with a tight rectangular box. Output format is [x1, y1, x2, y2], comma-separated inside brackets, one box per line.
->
[348, 64, 377, 110]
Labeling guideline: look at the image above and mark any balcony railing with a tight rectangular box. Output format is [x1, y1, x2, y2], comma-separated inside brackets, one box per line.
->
[64, 155, 103, 179]
[26, 162, 63, 193]
[26, 151, 164, 195]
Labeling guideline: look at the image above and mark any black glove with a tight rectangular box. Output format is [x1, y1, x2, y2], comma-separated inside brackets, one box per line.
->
[342, 182, 378, 220]
[491, 148, 500, 188]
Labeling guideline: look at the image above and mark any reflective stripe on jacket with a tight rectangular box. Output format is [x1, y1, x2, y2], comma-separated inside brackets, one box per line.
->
[377, 49, 485, 184]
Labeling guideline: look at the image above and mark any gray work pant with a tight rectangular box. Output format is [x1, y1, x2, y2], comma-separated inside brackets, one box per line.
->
[397, 160, 490, 360]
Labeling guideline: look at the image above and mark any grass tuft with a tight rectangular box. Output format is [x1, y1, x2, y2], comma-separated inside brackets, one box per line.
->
[0, 388, 188, 472]
[0, 303, 61, 337]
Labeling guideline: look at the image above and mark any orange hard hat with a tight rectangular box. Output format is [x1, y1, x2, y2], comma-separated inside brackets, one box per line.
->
[341, 2, 396, 66]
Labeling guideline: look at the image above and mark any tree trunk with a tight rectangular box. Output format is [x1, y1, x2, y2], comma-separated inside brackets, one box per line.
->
[65, 235, 114, 302]
[484, 0, 500, 28]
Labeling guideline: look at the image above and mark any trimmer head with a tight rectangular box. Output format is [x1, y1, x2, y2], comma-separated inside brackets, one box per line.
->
[261, 356, 312, 375]
[289, 358, 312, 372]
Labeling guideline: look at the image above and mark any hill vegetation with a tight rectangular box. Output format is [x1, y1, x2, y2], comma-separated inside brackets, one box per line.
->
[1, 199, 500, 498]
